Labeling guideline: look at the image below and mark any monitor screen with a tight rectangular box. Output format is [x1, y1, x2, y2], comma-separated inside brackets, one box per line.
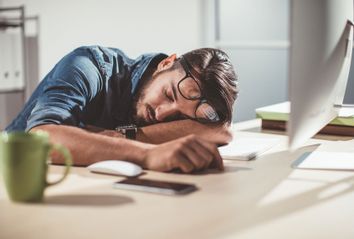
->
[288, 0, 353, 150]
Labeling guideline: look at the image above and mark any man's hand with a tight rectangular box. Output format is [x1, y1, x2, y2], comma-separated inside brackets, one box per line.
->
[30, 124, 227, 173]
[142, 134, 224, 173]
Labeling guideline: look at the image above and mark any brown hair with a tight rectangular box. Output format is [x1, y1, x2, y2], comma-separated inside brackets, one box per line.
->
[179, 48, 239, 124]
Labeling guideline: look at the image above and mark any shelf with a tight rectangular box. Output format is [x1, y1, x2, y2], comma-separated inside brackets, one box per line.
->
[0, 6, 27, 98]
[0, 88, 25, 94]
[0, 21, 23, 29]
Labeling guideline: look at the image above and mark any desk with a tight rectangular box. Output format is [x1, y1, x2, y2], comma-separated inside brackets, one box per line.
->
[1, 119, 354, 239]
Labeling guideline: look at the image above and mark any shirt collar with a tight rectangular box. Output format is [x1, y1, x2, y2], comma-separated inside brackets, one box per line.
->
[130, 53, 167, 94]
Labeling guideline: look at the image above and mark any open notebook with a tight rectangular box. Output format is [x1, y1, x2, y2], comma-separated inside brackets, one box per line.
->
[219, 137, 280, 161]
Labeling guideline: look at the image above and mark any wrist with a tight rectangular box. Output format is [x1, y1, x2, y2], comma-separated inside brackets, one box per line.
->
[128, 141, 155, 168]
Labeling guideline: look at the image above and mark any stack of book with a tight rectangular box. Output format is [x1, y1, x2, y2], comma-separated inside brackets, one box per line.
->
[255, 102, 354, 136]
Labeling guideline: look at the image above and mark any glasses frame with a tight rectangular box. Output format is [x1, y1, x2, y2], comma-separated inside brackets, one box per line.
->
[177, 56, 219, 123]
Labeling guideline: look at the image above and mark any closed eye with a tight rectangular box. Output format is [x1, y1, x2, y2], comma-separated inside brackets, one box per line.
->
[164, 88, 174, 102]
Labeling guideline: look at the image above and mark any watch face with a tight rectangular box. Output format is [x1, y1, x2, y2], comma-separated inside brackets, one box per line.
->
[115, 124, 137, 139]
[115, 124, 137, 130]
[125, 125, 137, 130]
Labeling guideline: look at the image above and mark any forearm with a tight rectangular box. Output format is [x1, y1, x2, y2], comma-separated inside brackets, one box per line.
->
[84, 119, 232, 145]
[30, 124, 151, 166]
[137, 119, 232, 144]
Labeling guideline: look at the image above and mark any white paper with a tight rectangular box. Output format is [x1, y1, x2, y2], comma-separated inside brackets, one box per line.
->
[255, 101, 290, 114]
[338, 107, 354, 117]
[219, 137, 280, 161]
[295, 151, 354, 170]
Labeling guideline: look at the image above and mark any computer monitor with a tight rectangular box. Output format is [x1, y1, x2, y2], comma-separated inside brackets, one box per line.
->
[288, 0, 353, 150]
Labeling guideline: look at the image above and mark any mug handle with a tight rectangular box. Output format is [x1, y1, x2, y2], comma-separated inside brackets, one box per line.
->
[46, 144, 73, 187]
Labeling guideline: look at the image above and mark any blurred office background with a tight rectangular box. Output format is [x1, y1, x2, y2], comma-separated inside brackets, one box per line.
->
[0, 0, 353, 129]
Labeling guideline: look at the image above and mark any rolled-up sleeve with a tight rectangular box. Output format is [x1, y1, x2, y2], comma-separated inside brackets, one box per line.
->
[26, 51, 102, 131]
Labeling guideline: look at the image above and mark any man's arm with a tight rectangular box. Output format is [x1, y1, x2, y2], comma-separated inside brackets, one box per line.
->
[30, 124, 150, 166]
[30, 124, 225, 173]
[85, 119, 232, 144]
[136, 119, 232, 144]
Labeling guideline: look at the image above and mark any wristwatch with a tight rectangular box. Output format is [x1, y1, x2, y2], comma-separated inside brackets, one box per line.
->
[115, 124, 138, 140]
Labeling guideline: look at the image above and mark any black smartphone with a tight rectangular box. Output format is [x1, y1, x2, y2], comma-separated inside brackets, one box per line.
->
[113, 178, 197, 195]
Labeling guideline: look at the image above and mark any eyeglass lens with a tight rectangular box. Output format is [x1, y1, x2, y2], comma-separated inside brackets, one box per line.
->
[195, 102, 220, 122]
[178, 57, 220, 122]
[178, 77, 201, 100]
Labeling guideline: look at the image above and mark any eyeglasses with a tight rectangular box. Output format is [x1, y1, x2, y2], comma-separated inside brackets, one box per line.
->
[177, 56, 220, 123]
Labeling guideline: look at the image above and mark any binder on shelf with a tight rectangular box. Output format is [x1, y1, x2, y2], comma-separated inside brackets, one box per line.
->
[255, 102, 354, 136]
[0, 6, 26, 92]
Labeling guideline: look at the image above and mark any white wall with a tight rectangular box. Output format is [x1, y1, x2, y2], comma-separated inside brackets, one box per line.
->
[217, 0, 290, 122]
[216, 0, 354, 122]
[1, 0, 204, 79]
[4, 0, 351, 125]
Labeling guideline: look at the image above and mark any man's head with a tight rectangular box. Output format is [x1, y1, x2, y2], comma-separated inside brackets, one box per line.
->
[132, 48, 238, 126]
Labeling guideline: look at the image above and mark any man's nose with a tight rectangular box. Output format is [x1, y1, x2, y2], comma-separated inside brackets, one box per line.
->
[155, 104, 179, 122]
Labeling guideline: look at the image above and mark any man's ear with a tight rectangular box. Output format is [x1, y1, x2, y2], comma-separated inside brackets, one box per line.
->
[156, 54, 177, 72]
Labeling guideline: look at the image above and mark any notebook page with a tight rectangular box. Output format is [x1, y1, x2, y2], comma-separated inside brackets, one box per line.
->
[219, 137, 280, 161]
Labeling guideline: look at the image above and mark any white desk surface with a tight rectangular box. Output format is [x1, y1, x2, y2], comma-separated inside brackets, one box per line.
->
[1, 119, 354, 239]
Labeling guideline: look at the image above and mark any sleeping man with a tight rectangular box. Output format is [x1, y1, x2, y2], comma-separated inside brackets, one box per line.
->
[6, 46, 238, 173]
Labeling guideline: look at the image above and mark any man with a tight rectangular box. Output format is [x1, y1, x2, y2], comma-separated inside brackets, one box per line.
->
[6, 46, 238, 173]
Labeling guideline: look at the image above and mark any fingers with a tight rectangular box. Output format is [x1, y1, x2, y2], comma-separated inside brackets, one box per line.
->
[181, 141, 213, 170]
[172, 135, 224, 173]
[192, 137, 224, 171]
[169, 139, 208, 172]
[171, 152, 195, 173]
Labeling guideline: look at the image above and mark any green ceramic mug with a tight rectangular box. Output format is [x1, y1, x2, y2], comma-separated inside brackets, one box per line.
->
[0, 131, 72, 202]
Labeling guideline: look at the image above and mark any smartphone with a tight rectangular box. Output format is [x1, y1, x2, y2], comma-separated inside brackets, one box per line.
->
[113, 178, 197, 195]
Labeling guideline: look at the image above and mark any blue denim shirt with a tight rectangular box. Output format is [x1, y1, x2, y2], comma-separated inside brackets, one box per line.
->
[5, 46, 167, 132]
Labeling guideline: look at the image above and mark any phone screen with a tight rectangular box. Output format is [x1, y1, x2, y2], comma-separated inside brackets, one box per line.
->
[113, 178, 197, 195]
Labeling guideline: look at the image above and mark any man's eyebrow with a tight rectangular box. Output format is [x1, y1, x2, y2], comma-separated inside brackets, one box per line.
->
[172, 82, 178, 101]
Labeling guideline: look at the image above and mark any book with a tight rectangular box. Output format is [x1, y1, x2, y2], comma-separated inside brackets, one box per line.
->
[261, 119, 354, 136]
[255, 102, 354, 136]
